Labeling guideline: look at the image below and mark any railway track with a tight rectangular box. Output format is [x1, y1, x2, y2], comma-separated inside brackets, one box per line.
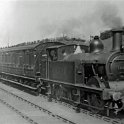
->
[0, 86, 76, 124]
[40, 95, 124, 124]
[0, 79, 124, 124]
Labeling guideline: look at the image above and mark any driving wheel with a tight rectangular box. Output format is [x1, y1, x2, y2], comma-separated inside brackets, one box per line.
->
[87, 76, 105, 113]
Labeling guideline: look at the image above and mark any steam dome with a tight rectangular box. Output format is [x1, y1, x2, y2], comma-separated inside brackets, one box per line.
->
[90, 36, 104, 53]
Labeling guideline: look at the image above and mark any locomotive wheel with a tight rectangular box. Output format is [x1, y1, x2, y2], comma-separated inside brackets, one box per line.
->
[87, 76, 105, 113]
[87, 94, 105, 113]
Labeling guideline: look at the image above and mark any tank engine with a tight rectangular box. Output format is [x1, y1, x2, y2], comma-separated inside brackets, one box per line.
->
[38, 28, 124, 115]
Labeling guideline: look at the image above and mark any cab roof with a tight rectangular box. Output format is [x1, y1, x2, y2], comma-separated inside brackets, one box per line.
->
[46, 43, 88, 49]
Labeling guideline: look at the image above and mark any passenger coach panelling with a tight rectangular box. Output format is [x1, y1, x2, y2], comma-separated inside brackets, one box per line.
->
[0, 41, 65, 78]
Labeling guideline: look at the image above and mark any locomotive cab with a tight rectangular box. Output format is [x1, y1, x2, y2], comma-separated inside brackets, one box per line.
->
[46, 44, 88, 61]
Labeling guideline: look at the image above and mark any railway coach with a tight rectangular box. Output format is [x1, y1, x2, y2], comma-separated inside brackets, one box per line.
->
[0, 41, 65, 89]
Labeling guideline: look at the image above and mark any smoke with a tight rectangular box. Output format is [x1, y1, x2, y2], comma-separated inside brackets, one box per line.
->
[40, 1, 123, 39]
[40, 14, 99, 39]
[96, 1, 123, 28]
[0, 1, 123, 47]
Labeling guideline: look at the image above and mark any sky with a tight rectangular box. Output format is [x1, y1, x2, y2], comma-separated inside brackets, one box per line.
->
[0, 0, 124, 47]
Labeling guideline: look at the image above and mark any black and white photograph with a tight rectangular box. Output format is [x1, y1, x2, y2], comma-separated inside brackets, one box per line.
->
[0, 0, 123, 123]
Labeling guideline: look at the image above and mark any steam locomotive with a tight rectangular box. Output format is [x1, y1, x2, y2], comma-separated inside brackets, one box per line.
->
[0, 29, 124, 115]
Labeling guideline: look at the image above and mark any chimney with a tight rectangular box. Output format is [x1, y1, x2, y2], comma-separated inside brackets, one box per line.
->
[111, 28, 123, 51]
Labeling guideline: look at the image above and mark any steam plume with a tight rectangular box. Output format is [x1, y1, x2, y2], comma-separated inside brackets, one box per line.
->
[96, 2, 123, 28]
[0, 1, 123, 47]
[41, 1, 123, 39]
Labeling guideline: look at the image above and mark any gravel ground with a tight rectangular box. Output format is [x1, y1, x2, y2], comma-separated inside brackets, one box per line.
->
[0, 102, 29, 124]
[0, 83, 110, 124]
[0, 87, 67, 124]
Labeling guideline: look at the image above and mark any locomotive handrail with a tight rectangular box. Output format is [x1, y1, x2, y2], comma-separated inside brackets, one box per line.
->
[114, 59, 124, 61]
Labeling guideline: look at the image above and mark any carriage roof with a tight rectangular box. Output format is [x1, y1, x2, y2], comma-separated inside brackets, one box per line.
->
[0, 42, 65, 52]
